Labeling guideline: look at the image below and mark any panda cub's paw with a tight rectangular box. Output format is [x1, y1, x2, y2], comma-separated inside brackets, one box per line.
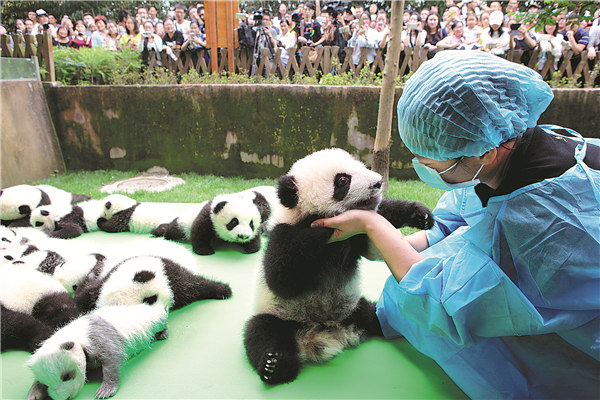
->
[259, 351, 300, 386]
[194, 245, 215, 256]
[410, 203, 434, 230]
[150, 224, 169, 237]
[95, 381, 119, 399]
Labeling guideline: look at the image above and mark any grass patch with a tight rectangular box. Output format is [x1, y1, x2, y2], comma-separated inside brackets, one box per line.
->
[34, 170, 443, 234]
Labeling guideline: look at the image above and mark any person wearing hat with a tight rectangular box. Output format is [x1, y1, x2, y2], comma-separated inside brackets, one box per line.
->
[32, 9, 57, 36]
[311, 51, 600, 398]
[480, 10, 509, 55]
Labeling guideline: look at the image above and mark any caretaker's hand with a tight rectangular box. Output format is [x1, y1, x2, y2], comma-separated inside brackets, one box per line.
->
[311, 209, 382, 243]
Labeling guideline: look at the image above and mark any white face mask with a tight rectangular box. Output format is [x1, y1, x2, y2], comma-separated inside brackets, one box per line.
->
[412, 157, 484, 191]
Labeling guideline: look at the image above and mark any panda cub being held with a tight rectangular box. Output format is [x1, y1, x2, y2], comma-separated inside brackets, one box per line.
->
[244, 148, 434, 385]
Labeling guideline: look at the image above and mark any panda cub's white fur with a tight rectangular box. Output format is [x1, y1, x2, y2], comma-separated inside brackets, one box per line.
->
[95, 255, 174, 310]
[0, 264, 67, 315]
[28, 303, 167, 400]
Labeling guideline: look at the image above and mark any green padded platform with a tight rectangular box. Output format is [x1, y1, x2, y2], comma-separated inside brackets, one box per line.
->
[1, 232, 466, 399]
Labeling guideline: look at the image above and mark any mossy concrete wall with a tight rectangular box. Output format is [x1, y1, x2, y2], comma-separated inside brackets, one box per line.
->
[1, 80, 65, 188]
[42, 85, 599, 180]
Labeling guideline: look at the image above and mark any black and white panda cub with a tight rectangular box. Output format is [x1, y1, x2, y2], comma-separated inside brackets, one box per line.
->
[0, 184, 90, 227]
[74, 255, 233, 314]
[188, 191, 272, 256]
[244, 148, 434, 385]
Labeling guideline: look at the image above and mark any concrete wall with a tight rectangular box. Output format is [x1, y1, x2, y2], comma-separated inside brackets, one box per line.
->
[1, 80, 65, 188]
[36, 85, 600, 180]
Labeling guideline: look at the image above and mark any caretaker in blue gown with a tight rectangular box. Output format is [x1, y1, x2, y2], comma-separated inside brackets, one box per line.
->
[312, 51, 600, 398]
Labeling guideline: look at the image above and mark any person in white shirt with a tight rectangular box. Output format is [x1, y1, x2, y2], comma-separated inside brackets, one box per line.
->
[174, 4, 191, 35]
[139, 20, 163, 66]
[480, 10, 509, 56]
[32, 9, 57, 37]
[463, 13, 482, 49]
[347, 12, 379, 66]
[272, 18, 297, 66]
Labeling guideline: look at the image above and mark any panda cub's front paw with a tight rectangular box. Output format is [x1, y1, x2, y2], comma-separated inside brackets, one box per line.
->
[194, 245, 215, 256]
[411, 203, 434, 230]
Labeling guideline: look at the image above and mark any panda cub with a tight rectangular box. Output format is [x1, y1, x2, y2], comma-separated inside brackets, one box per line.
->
[74, 254, 232, 314]
[30, 199, 106, 239]
[1, 265, 79, 352]
[96, 194, 201, 235]
[27, 303, 168, 400]
[187, 190, 272, 256]
[244, 148, 434, 385]
[0, 184, 90, 227]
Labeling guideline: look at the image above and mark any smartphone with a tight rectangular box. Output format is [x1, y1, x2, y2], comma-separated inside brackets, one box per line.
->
[408, 22, 419, 29]
[235, 13, 246, 20]
[316, 16, 326, 24]
[339, 25, 349, 34]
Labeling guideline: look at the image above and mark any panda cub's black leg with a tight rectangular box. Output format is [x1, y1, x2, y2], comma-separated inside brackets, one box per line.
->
[240, 235, 261, 254]
[1, 305, 52, 353]
[244, 313, 302, 385]
[342, 297, 383, 338]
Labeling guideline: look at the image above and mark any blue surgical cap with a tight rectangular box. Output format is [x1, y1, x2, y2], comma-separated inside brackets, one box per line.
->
[397, 51, 554, 160]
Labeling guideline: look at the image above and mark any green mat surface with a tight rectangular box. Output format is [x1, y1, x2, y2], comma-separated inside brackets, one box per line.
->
[1, 232, 466, 400]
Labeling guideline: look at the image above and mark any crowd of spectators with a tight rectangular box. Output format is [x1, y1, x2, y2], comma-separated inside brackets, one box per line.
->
[2, 1, 599, 78]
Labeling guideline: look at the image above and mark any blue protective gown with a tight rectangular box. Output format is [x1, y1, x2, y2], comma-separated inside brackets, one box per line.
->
[377, 137, 600, 399]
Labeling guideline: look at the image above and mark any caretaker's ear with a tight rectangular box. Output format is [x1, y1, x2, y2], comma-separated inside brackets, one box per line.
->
[277, 175, 298, 209]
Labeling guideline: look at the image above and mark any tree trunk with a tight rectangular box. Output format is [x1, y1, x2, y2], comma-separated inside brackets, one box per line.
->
[372, 0, 405, 191]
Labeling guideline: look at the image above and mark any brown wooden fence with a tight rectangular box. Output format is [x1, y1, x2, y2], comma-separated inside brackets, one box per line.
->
[1, 32, 598, 87]
[147, 45, 598, 86]
[1, 32, 55, 81]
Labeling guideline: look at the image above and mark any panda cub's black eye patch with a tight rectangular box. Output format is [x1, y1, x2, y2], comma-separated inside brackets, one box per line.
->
[226, 218, 239, 231]
[35, 221, 44, 227]
[333, 173, 352, 201]
[249, 220, 255, 231]
[1, 237, 10, 242]
[61, 370, 76, 381]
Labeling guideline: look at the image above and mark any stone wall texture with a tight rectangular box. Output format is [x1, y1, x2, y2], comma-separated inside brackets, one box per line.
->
[5, 84, 599, 186]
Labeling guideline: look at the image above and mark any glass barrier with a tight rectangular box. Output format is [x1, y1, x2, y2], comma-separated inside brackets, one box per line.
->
[0, 57, 40, 80]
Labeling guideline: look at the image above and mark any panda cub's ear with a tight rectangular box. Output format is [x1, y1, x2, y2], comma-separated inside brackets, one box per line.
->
[277, 175, 298, 209]
[105, 201, 112, 210]
[18, 205, 31, 215]
[213, 201, 227, 214]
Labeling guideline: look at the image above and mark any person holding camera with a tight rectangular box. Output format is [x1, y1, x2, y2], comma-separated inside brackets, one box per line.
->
[139, 20, 163, 67]
[120, 16, 142, 50]
[436, 20, 466, 50]
[347, 11, 378, 66]
[181, 20, 206, 66]
[69, 20, 92, 49]
[272, 18, 297, 67]
[162, 18, 184, 61]
[402, 12, 424, 49]
[52, 25, 71, 48]
[297, 2, 321, 47]
[32, 9, 57, 37]
[508, 19, 537, 65]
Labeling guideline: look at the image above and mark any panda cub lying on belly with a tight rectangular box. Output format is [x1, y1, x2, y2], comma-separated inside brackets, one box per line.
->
[244, 148, 433, 385]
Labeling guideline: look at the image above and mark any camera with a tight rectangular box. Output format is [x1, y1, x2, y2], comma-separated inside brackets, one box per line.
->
[78, 31, 83, 36]
[510, 23, 521, 30]
[43, 23, 50, 30]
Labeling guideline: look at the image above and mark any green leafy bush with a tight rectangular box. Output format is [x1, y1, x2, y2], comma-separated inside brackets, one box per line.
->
[53, 46, 141, 85]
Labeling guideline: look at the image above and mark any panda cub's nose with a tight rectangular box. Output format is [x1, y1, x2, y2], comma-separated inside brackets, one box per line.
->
[238, 234, 249, 240]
